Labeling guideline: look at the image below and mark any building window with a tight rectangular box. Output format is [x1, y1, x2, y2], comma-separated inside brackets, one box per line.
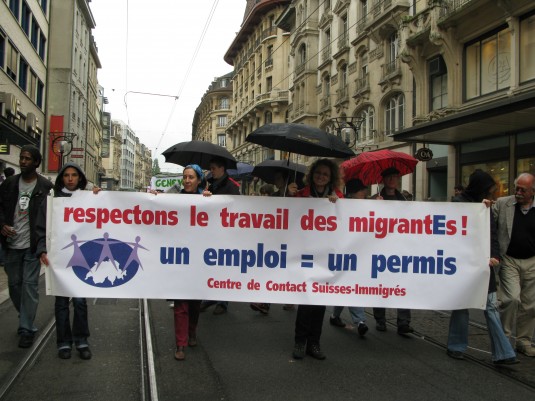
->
[0, 34, 5, 70]
[265, 111, 272, 124]
[7, 41, 18, 81]
[40, 0, 48, 15]
[299, 44, 306, 66]
[18, 57, 28, 91]
[357, 106, 375, 142]
[465, 26, 511, 99]
[520, 13, 535, 83]
[217, 134, 226, 147]
[266, 76, 273, 92]
[324, 75, 330, 95]
[36, 80, 44, 108]
[217, 115, 227, 127]
[21, 1, 31, 36]
[385, 93, 404, 136]
[388, 32, 399, 62]
[429, 56, 448, 111]
[31, 17, 39, 49]
[9, 0, 20, 19]
[219, 97, 229, 109]
[29, 71, 37, 101]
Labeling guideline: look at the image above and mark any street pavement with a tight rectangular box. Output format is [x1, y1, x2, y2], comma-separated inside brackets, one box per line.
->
[1, 271, 534, 400]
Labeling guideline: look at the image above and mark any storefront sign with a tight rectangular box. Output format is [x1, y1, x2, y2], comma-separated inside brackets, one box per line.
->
[415, 147, 433, 161]
[0, 141, 9, 154]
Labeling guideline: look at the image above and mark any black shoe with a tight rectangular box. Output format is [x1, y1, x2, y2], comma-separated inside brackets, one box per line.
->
[357, 323, 369, 337]
[78, 347, 92, 360]
[293, 342, 306, 359]
[447, 350, 464, 360]
[250, 303, 269, 315]
[58, 348, 71, 359]
[329, 316, 345, 327]
[376, 322, 387, 332]
[213, 305, 227, 315]
[306, 343, 326, 360]
[18, 334, 34, 348]
[493, 357, 519, 365]
[397, 325, 414, 335]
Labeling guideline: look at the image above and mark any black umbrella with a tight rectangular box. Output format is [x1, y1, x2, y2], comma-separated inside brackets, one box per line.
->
[206, 162, 254, 180]
[162, 140, 237, 170]
[252, 159, 306, 186]
[246, 123, 354, 158]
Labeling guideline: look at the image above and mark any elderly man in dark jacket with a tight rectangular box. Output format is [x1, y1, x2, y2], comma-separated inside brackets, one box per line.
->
[0, 145, 53, 348]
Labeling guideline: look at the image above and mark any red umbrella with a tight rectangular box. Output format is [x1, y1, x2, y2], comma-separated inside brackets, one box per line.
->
[340, 149, 418, 185]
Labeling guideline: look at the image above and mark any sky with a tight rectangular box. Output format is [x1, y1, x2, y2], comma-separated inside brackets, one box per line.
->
[90, 0, 245, 173]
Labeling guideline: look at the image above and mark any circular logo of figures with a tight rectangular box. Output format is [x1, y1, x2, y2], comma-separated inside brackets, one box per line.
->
[63, 233, 147, 288]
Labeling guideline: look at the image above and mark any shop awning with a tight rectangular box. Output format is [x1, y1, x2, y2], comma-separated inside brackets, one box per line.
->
[393, 92, 535, 145]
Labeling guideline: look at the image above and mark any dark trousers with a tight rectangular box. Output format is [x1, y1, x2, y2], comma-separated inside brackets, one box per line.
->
[373, 307, 411, 327]
[55, 296, 90, 349]
[294, 304, 326, 345]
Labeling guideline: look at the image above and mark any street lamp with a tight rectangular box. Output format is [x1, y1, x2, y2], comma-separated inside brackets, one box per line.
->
[49, 132, 76, 171]
[331, 117, 364, 149]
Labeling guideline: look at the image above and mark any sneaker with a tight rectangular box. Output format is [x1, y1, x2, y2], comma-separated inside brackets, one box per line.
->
[516, 344, 535, 357]
[282, 304, 295, 311]
[77, 347, 92, 360]
[250, 303, 269, 315]
[175, 346, 185, 361]
[357, 322, 369, 337]
[306, 343, 326, 360]
[213, 304, 227, 315]
[493, 357, 519, 365]
[329, 316, 345, 327]
[168, 302, 175, 308]
[188, 337, 197, 347]
[397, 324, 414, 335]
[447, 349, 464, 360]
[58, 348, 71, 359]
[292, 342, 306, 359]
[376, 322, 387, 332]
[18, 334, 34, 348]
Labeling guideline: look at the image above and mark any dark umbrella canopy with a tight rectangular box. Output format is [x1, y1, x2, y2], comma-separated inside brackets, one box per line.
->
[252, 159, 306, 186]
[206, 162, 254, 180]
[246, 123, 354, 158]
[340, 149, 418, 185]
[162, 140, 237, 170]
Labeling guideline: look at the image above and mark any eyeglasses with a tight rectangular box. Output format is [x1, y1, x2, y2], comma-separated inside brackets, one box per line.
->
[515, 187, 533, 194]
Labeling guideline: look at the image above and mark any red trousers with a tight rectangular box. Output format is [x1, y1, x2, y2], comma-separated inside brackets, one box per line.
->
[173, 300, 201, 347]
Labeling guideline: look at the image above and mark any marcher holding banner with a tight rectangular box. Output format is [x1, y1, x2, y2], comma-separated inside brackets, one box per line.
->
[289, 159, 344, 360]
[373, 167, 414, 335]
[169, 164, 210, 361]
[199, 157, 241, 315]
[36, 163, 99, 360]
[446, 170, 518, 365]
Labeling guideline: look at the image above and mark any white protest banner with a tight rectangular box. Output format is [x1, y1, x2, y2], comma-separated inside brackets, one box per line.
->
[45, 191, 490, 310]
[150, 175, 182, 191]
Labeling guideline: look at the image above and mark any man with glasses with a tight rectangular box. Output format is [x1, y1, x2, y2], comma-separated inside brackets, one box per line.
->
[493, 172, 535, 357]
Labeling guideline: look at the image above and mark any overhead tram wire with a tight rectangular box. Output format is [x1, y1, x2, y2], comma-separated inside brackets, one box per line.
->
[125, 0, 131, 125]
[153, 0, 220, 155]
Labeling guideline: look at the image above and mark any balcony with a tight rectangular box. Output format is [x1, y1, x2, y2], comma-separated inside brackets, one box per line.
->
[320, 96, 331, 112]
[336, 87, 349, 105]
[320, 47, 332, 66]
[381, 58, 401, 81]
[354, 74, 370, 96]
[261, 26, 278, 42]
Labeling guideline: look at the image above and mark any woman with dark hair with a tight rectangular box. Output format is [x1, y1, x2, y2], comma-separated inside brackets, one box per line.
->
[36, 163, 99, 360]
[288, 158, 343, 360]
[446, 169, 518, 365]
[170, 164, 210, 361]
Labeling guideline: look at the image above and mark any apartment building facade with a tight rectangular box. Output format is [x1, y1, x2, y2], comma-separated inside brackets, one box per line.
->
[0, 0, 49, 172]
[224, 0, 291, 166]
[192, 72, 234, 148]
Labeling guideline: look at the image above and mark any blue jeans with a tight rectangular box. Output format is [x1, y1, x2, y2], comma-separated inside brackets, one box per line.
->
[55, 296, 90, 350]
[333, 306, 366, 324]
[4, 248, 40, 335]
[448, 292, 516, 361]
